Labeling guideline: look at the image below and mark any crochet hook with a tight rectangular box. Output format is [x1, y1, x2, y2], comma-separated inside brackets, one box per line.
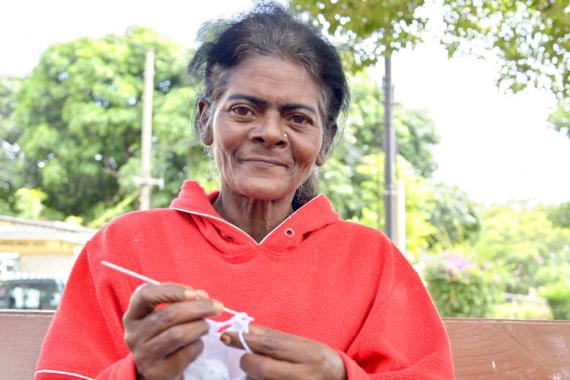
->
[101, 260, 240, 316]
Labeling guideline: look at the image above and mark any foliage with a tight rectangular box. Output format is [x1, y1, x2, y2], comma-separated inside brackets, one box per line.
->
[424, 255, 503, 317]
[5, 27, 208, 222]
[328, 152, 438, 259]
[4, 39, 450, 233]
[542, 281, 570, 320]
[88, 192, 139, 229]
[548, 201, 570, 229]
[426, 184, 480, 250]
[291, 0, 427, 61]
[290, 0, 569, 99]
[493, 301, 553, 320]
[549, 102, 570, 139]
[441, 0, 569, 99]
[14, 188, 47, 220]
[345, 72, 440, 177]
[0, 77, 21, 133]
[319, 72, 480, 258]
[0, 76, 25, 215]
[472, 203, 570, 294]
[535, 262, 570, 293]
[396, 108, 440, 177]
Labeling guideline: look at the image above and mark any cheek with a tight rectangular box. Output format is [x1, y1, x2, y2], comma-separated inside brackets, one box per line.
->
[213, 139, 236, 173]
[212, 118, 241, 157]
[295, 135, 323, 167]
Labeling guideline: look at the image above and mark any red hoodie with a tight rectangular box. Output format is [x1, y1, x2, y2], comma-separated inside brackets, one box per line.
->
[35, 180, 454, 379]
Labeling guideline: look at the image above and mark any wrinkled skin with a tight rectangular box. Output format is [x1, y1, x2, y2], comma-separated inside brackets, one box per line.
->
[123, 283, 222, 380]
[221, 325, 346, 380]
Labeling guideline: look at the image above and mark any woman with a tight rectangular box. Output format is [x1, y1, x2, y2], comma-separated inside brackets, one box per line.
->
[35, 4, 454, 380]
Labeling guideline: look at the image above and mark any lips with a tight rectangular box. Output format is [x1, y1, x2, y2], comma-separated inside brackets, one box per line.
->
[241, 157, 288, 167]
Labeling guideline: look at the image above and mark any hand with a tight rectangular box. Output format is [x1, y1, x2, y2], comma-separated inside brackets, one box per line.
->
[221, 325, 346, 380]
[123, 283, 224, 380]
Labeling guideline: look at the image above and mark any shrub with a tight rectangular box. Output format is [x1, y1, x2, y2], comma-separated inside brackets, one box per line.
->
[493, 302, 553, 320]
[542, 281, 570, 320]
[424, 255, 502, 317]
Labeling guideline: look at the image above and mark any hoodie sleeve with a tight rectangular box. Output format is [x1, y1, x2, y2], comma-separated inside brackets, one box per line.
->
[339, 245, 455, 379]
[34, 244, 138, 380]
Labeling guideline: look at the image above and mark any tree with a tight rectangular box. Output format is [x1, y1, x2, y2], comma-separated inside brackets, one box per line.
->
[290, 0, 569, 98]
[320, 71, 480, 258]
[426, 184, 481, 250]
[291, 0, 568, 243]
[346, 72, 440, 177]
[14, 188, 47, 220]
[0, 76, 25, 215]
[548, 201, 570, 229]
[321, 71, 441, 219]
[472, 203, 570, 294]
[8, 27, 211, 222]
[549, 102, 570, 138]
[441, 0, 569, 99]
[7, 24, 481, 254]
[0, 77, 21, 134]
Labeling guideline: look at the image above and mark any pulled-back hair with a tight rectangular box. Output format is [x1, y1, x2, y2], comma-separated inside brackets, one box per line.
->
[188, 2, 349, 207]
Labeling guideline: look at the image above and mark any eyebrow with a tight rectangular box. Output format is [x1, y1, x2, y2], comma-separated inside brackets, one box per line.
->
[226, 94, 318, 116]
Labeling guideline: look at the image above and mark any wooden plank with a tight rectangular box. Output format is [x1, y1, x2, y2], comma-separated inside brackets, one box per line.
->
[0, 310, 53, 380]
[444, 318, 570, 379]
[1, 311, 570, 379]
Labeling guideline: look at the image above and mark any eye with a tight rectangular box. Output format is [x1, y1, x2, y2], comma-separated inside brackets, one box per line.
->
[230, 105, 254, 117]
[289, 114, 313, 126]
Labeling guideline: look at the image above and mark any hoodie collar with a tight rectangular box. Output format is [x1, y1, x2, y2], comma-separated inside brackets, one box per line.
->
[169, 180, 339, 257]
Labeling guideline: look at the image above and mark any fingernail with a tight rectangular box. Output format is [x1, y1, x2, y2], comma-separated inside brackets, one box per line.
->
[184, 289, 196, 299]
[220, 334, 231, 345]
[195, 289, 209, 299]
[213, 300, 224, 313]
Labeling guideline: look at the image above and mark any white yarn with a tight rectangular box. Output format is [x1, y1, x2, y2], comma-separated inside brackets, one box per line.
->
[183, 312, 254, 380]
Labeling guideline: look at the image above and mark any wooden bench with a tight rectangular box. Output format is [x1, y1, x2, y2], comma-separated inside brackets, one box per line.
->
[2, 310, 570, 379]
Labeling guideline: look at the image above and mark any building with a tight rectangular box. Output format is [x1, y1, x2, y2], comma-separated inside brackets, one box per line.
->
[0, 215, 94, 279]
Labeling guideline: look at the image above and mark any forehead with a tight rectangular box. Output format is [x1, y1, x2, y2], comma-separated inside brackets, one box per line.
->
[220, 55, 321, 110]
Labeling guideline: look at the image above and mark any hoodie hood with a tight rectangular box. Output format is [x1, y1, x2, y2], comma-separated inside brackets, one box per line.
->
[169, 181, 340, 259]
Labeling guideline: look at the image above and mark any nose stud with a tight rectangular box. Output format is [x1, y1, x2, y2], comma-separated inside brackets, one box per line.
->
[283, 132, 288, 138]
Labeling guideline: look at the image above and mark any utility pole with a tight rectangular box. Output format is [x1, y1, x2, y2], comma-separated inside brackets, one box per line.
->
[134, 50, 163, 210]
[396, 179, 406, 255]
[383, 54, 397, 240]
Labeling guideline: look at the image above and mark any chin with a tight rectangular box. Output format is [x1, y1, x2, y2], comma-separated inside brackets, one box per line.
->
[235, 178, 296, 202]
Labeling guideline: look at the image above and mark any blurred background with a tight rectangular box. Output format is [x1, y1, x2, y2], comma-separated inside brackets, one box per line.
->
[0, 0, 569, 319]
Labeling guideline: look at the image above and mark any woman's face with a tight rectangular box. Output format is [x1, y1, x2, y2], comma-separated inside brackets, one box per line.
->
[201, 55, 326, 202]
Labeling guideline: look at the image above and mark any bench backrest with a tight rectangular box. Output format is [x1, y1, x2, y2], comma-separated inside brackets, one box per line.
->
[445, 318, 570, 379]
[2, 311, 570, 379]
[0, 311, 53, 380]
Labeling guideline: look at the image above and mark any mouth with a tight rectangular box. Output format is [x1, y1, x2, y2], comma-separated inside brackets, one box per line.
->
[241, 158, 288, 167]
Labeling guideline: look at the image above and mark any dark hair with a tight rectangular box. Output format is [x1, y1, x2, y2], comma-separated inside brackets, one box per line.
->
[188, 2, 349, 207]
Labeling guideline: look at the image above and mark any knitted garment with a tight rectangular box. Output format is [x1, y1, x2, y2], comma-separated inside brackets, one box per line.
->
[34, 180, 454, 380]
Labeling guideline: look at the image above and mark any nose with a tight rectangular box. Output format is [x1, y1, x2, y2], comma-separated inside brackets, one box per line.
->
[250, 111, 288, 147]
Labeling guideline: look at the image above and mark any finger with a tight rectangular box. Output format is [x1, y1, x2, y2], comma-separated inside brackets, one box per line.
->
[146, 319, 209, 357]
[142, 298, 223, 341]
[241, 353, 301, 380]
[124, 283, 209, 321]
[222, 325, 314, 363]
[144, 339, 205, 379]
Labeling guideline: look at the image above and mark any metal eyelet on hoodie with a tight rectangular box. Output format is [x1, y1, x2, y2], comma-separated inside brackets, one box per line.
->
[284, 228, 295, 237]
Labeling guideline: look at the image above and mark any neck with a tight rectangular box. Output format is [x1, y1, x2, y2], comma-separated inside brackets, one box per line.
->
[213, 188, 294, 243]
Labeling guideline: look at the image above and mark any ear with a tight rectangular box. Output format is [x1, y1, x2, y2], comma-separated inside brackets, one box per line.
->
[316, 122, 338, 166]
[198, 98, 213, 145]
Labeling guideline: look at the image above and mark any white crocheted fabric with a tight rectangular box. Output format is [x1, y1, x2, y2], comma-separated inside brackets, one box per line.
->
[183, 312, 253, 380]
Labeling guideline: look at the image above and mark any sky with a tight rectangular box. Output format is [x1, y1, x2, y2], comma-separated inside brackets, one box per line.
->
[2, 0, 569, 205]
